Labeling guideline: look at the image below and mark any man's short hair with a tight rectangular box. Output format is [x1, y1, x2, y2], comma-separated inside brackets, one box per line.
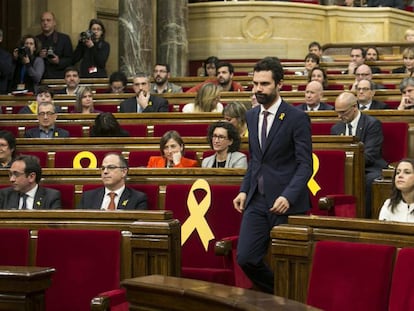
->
[13, 155, 42, 183]
[399, 77, 414, 93]
[253, 57, 284, 84]
[217, 62, 235, 74]
[109, 71, 128, 87]
[308, 41, 322, 50]
[36, 85, 54, 98]
[63, 66, 79, 76]
[350, 46, 366, 58]
[154, 63, 170, 73]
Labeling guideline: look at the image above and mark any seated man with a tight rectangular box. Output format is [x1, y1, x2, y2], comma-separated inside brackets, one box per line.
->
[356, 79, 389, 110]
[150, 63, 183, 94]
[0, 155, 62, 209]
[331, 92, 387, 218]
[18, 86, 62, 114]
[350, 64, 384, 92]
[77, 153, 147, 210]
[54, 66, 80, 95]
[24, 102, 69, 138]
[120, 73, 169, 113]
[296, 81, 333, 111]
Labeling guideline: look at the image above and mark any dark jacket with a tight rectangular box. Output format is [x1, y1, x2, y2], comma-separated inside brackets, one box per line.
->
[120, 95, 169, 113]
[0, 186, 62, 209]
[24, 127, 70, 138]
[72, 39, 110, 78]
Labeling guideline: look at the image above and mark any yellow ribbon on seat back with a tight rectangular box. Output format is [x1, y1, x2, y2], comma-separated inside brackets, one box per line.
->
[181, 179, 215, 251]
[72, 151, 98, 168]
[307, 152, 321, 196]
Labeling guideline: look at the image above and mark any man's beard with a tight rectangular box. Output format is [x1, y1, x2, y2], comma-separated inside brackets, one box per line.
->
[155, 76, 166, 85]
[255, 91, 277, 106]
[218, 77, 230, 87]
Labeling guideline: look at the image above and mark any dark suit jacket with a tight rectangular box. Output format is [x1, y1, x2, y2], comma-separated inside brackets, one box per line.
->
[0, 48, 13, 94]
[0, 186, 62, 209]
[241, 100, 313, 214]
[392, 67, 406, 74]
[77, 186, 148, 210]
[24, 127, 70, 138]
[331, 113, 388, 172]
[367, 0, 404, 9]
[119, 95, 169, 113]
[297, 102, 334, 111]
[358, 100, 390, 110]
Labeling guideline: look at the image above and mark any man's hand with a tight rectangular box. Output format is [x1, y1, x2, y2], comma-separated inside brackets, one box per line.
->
[137, 91, 150, 110]
[233, 192, 247, 213]
[269, 196, 290, 214]
[347, 62, 357, 75]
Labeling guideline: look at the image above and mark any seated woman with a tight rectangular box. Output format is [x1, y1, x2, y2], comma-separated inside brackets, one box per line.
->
[72, 86, 102, 113]
[182, 82, 223, 113]
[308, 67, 328, 90]
[0, 130, 16, 168]
[379, 158, 414, 222]
[90, 112, 130, 137]
[147, 130, 199, 168]
[296, 53, 319, 76]
[223, 102, 249, 137]
[392, 47, 414, 74]
[202, 121, 247, 169]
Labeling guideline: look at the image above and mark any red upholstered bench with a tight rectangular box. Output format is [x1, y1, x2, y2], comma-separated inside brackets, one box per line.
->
[0, 228, 30, 266]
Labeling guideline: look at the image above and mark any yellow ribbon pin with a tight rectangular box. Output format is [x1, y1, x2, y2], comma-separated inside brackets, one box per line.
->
[72, 151, 98, 168]
[181, 179, 214, 251]
[307, 152, 321, 196]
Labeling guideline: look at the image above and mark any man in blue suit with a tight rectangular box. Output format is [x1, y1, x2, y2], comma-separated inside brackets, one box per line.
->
[77, 153, 147, 210]
[331, 92, 387, 217]
[233, 57, 313, 294]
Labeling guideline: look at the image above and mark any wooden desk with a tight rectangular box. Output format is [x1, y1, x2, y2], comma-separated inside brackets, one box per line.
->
[0, 266, 55, 311]
[121, 275, 320, 311]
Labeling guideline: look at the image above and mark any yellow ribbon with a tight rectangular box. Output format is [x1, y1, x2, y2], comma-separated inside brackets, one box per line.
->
[307, 152, 321, 196]
[181, 179, 215, 251]
[72, 151, 98, 168]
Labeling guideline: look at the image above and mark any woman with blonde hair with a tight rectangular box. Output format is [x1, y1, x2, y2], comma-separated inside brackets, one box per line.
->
[73, 86, 101, 113]
[182, 82, 223, 113]
[392, 47, 414, 74]
[223, 102, 248, 137]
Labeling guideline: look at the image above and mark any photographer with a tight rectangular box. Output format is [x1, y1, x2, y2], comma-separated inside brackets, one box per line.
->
[72, 19, 110, 78]
[11, 35, 44, 93]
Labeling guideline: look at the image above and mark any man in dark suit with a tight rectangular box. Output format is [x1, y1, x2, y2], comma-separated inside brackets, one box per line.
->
[24, 102, 69, 138]
[0, 29, 13, 95]
[77, 153, 147, 210]
[120, 73, 169, 113]
[0, 155, 61, 209]
[331, 92, 388, 217]
[233, 57, 313, 294]
[296, 81, 334, 111]
[356, 79, 389, 110]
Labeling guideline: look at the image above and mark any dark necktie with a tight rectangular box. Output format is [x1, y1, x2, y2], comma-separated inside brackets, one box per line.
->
[347, 123, 353, 136]
[21, 193, 28, 210]
[107, 192, 116, 210]
[261, 110, 270, 150]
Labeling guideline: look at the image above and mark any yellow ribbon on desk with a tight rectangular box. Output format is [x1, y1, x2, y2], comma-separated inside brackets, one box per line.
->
[72, 151, 98, 168]
[307, 152, 321, 196]
[181, 179, 214, 251]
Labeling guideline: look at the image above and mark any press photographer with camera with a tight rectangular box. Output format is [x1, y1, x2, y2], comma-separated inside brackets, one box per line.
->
[72, 19, 110, 78]
[36, 11, 73, 79]
[10, 34, 44, 93]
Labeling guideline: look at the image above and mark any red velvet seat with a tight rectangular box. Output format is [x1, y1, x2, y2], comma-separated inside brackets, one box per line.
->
[56, 124, 85, 137]
[1, 125, 20, 137]
[17, 151, 49, 167]
[307, 240, 396, 311]
[120, 124, 147, 137]
[0, 228, 30, 266]
[311, 122, 335, 135]
[54, 150, 120, 168]
[90, 288, 129, 311]
[153, 123, 210, 137]
[381, 122, 408, 165]
[308, 150, 356, 217]
[93, 103, 119, 113]
[42, 184, 75, 209]
[36, 229, 124, 311]
[389, 247, 414, 311]
[164, 181, 251, 288]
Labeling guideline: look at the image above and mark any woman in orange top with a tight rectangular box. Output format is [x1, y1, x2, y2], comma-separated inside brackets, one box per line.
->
[147, 130, 199, 168]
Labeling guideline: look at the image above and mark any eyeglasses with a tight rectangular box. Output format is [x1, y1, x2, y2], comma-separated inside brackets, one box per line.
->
[100, 165, 126, 171]
[153, 70, 167, 74]
[356, 87, 371, 92]
[8, 171, 26, 178]
[38, 111, 55, 117]
[212, 135, 228, 141]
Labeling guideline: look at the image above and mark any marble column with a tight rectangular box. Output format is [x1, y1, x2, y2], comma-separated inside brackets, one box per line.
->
[119, 0, 153, 76]
[156, 0, 188, 76]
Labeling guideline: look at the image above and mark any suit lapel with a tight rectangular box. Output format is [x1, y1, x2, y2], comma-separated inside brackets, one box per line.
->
[117, 188, 130, 209]
[356, 114, 366, 138]
[33, 187, 44, 209]
[263, 102, 287, 152]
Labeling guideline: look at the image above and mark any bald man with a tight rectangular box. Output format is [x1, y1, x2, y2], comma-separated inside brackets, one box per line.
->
[350, 64, 384, 91]
[297, 81, 334, 111]
[331, 92, 387, 218]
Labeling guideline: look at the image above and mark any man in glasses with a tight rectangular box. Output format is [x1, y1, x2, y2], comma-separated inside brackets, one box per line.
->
[150, 63, 182, 94]
[24, 102, 69, 138]
[350, 64, 384, 92]
[356, 79, 389, 110]
[77, 153, 147, 210]
[331, 92, 387, 218]
[0, 155, 61, 209]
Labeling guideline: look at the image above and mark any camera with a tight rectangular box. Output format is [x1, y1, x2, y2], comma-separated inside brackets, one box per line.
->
[17, 46, 30, 59]
[80, 30, 95, 42]
[47, 47, 55, 59]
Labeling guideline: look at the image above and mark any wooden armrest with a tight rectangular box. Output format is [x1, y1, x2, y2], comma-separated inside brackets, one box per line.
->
[215, 239, 233, 256]
[318, 196, 334, 211]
